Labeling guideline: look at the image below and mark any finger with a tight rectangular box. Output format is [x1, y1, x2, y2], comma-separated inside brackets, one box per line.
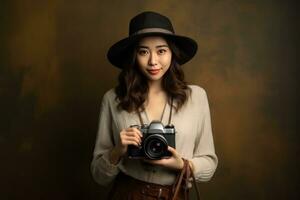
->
[121, 133, 139, 142]
[168, 147, 182, 161]
[127, 127, 143, 137]
[122, 140, 140, 147]
[125, 127, 142, 134]
[121, 130, 137, 135]
[123, 131, 142, 140]
[167, 146, 178, 156]
[125, 127, 135, 132]
[121, 135, 141, 145]
[132, 127, 143, 138]
[121, 132, 142, 143]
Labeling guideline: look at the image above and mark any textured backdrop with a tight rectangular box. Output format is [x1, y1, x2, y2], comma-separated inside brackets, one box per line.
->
[0, 0, 299, 199]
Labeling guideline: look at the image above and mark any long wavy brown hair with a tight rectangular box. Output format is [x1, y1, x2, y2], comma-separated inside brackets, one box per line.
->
[115, 36, 191, 113]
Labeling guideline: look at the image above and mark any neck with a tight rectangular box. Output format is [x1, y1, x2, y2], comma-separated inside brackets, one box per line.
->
[148, 80, 163, 94]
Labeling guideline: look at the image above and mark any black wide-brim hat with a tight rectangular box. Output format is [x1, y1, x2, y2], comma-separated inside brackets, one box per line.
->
[107, 11, 198, 68]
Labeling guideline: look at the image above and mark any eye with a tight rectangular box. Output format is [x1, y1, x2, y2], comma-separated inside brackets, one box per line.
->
[158, 49, 167, 55]
[138, 49, 149, 56]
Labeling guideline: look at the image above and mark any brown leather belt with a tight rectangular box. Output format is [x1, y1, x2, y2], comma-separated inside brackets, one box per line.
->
[109, 172, 183, 200]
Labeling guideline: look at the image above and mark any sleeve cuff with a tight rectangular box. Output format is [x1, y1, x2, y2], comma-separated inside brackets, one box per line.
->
[100, 151, 122, 175]
[191, 156, 218, 182]
[91, 151, 122, 186]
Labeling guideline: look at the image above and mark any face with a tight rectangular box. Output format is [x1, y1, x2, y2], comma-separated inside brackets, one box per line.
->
[136, 36, 172, 82]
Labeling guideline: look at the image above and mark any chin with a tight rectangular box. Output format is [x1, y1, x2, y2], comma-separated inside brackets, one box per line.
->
[147, 75, 163, 81]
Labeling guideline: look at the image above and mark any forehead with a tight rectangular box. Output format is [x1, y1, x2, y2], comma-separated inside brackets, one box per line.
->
[138, 36, 168, 47]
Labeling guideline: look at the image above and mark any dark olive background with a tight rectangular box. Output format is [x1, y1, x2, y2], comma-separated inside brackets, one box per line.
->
[0, 0, 299, 199]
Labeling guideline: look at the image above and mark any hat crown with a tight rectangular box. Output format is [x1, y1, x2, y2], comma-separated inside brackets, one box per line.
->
[107, 11, 197, 68]
[129, 11, 174, 35]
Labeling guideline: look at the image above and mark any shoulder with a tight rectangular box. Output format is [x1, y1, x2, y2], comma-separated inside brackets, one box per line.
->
[102, 88, 117, 105]
[186, 85, 210, 111]
[103, 88, 116, 99]
[188, 84, 208, 99]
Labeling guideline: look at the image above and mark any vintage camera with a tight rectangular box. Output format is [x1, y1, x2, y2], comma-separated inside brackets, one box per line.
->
[127, 120, 176, 160]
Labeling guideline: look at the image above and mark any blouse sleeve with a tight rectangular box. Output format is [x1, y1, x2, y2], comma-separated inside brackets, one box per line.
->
[190, 87, 218, 182]
[90, 91, 121, 186]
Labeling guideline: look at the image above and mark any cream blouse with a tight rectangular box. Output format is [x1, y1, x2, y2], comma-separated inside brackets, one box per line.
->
[91, 85, 218, 186]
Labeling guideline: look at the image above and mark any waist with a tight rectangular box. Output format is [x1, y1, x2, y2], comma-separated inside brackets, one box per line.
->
[113, 172, 174, 199]
[119, 159, 177, 185]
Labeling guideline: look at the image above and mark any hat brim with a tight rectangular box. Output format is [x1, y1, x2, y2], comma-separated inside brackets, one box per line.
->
[107, 32, 198, 68]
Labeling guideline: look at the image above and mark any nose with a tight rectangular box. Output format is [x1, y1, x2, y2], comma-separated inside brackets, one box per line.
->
[148, 52, 158, 66]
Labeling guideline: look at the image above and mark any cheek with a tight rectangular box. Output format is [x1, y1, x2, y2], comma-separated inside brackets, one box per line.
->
[136, 57, 147, 74]
[161, 54, 172, 68]
[136, 56, 147, 68]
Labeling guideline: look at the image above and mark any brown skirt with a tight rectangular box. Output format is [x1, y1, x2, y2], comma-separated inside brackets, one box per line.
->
[108, 172, 185, 200]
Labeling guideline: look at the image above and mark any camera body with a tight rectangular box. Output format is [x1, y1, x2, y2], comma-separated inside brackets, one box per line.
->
[127, 120, 176, 160]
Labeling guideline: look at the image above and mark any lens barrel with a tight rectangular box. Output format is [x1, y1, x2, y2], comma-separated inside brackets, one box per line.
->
[143, 134, 168, 159]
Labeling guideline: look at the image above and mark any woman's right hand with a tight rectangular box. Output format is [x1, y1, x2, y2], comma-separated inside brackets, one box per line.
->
[109, 127, 142, 164]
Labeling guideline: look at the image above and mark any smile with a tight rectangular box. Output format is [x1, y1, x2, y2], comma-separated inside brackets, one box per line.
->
[147, 69, 161, 75]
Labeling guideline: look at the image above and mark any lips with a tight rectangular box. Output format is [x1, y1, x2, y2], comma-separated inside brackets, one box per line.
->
[147, 69, 161, 75]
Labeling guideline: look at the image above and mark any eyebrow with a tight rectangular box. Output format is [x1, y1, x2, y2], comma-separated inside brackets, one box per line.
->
[137, 44, 169, 49]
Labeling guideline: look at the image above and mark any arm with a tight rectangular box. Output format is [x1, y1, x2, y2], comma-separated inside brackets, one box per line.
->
[90, 92, 120, 186]
[190, 88, 218, 182]
[90, 91, 143, 186]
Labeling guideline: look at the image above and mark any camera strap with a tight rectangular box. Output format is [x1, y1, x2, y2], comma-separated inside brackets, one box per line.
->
[168, 97, 173, 125]
[137, 110, 144, 126]
[171, 158, 201, 200]
[137, 97, 173, 125]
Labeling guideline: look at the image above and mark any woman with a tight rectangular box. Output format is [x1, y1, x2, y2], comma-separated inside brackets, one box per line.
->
[91, 11, 218, 199]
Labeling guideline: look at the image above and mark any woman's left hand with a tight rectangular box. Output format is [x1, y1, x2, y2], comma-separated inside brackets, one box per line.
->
[143, 146, 184, 171]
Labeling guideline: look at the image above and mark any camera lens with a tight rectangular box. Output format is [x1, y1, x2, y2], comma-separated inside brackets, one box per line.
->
[143, 134, 168, 159]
